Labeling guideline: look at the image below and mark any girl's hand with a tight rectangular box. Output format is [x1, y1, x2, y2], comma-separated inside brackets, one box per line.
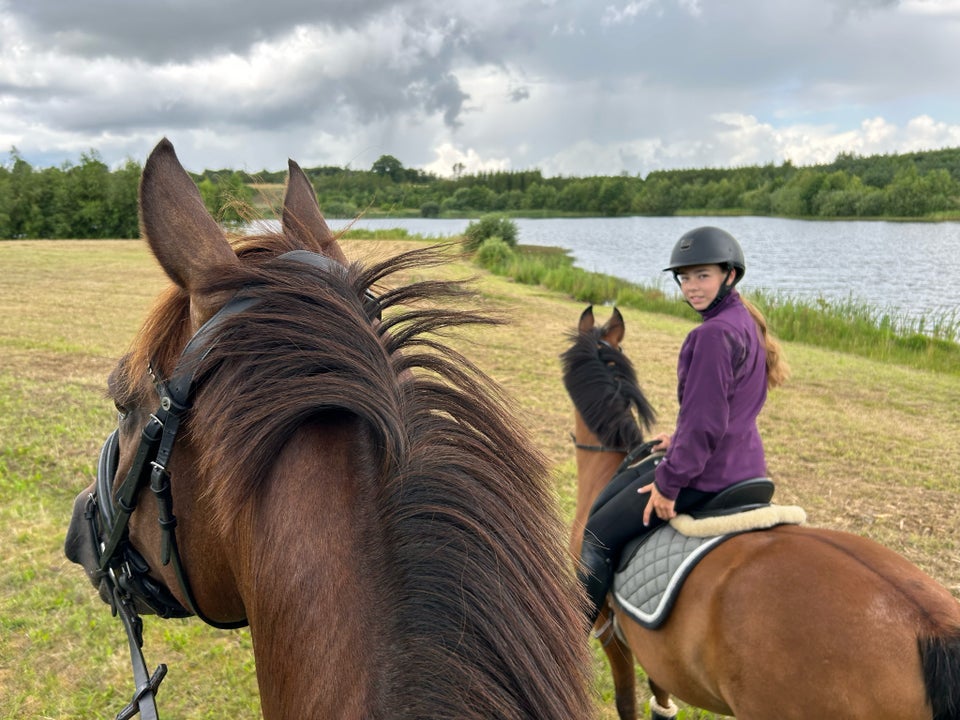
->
[651, 432, 672, 452]
[640, 482, 677, 526]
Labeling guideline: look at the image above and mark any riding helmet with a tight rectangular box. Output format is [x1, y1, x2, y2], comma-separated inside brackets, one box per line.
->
[664, 226, 746, 285]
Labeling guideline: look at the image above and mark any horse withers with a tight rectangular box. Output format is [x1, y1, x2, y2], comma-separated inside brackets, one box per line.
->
[63, 138, 594, 720]
[562, 305, 960, 720]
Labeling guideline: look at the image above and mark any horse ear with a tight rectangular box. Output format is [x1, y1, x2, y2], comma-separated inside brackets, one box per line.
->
[601, 307, 625, 346]
[578, 305, 595, 334]
[139, 138, 239, 326]
[282, 159, 347, 263]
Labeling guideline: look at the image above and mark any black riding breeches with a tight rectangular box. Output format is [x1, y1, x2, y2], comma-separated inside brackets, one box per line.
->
[582, 457, 715, 569]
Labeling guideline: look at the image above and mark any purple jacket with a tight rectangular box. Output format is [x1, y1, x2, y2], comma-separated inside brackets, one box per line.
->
[654, 289, 768, 500]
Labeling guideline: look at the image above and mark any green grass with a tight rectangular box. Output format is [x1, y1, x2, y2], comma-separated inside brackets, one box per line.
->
[2, 238, 958, 720]
[0, 240, 263, 719]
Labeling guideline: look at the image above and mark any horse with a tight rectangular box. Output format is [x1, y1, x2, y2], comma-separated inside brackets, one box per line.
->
[561, 304, 960, 720]
[63, 138, 594, 720]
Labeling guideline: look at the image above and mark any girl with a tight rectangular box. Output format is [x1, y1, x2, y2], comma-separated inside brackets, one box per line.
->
[578, 225, 789, 626]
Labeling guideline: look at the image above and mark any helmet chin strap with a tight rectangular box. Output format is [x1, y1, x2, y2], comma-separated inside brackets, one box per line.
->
[701, 279, 734, 313]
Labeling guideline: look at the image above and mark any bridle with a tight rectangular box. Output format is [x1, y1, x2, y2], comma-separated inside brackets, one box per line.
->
[78, 250, 379, 720]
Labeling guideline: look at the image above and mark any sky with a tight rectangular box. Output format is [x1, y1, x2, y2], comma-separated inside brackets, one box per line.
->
[2, 0, 960, 178]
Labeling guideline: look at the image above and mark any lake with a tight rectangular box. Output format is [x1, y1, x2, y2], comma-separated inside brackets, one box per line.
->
[261, 215, 960, 332]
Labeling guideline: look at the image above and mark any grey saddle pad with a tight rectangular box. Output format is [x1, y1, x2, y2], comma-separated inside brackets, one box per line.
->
[612, 523, 733, 630]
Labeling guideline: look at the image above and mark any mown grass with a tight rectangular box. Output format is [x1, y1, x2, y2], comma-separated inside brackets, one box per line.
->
[2, 238, 958, 720]
[475, 240, 960, 375]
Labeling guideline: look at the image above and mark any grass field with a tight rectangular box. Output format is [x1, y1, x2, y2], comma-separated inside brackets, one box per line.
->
[1, 238, 958, 719]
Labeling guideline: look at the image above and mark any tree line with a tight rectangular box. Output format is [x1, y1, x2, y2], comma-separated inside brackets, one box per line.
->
[0, 149, 254, 239]
[3, 145, 960, 239]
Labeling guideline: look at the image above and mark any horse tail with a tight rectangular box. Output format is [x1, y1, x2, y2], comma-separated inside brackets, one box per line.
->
[919, 630, 960, 720]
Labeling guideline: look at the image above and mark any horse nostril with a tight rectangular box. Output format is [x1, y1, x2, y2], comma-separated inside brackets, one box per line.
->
[64, 492, 96, 569]
[64, 527, 80, 563]
[64, 504, 84, 563]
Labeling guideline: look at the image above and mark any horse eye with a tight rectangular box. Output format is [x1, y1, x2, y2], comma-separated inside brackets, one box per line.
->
[114, 401, 128, 422]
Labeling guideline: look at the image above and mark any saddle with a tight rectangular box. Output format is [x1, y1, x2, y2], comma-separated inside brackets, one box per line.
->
[613, 478, 806, 629]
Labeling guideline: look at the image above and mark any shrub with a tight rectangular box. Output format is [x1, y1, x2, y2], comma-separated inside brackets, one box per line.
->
[321, 200, 358, 218]
[474, 236, 515, 274]
[464, 214, 518, 251]
[420, 201, 440, 218]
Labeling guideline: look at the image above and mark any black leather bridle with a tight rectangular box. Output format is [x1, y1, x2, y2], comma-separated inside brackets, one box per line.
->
[79, 250, 379, 720]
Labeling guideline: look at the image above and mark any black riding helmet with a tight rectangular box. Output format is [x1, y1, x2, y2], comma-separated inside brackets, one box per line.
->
[665, 226, 746, 312]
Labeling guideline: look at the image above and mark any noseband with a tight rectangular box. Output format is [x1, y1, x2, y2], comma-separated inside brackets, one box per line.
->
[80, 250, 379, 720]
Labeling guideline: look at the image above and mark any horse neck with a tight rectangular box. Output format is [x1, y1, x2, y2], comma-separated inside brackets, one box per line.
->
[233, 421, 383, 719]
[569, 411, 627, 558]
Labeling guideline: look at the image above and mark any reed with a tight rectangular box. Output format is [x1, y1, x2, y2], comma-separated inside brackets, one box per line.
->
[474, 240, 960, 376]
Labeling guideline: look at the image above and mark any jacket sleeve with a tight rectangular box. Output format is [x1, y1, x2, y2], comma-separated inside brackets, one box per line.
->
[654, 323, 737, 499]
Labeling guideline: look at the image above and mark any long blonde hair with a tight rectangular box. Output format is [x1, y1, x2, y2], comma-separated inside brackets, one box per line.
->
[741, 296, 790, 389]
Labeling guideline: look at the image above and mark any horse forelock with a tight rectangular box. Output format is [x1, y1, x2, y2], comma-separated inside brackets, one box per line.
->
[560, 326, 655, 449]
[141, 233, 591, 717]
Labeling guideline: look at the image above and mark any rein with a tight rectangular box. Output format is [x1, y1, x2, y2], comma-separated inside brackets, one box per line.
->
[569, 433, 629, 453]
[84, 250, 375, 720]
[571, 436, 662, 476]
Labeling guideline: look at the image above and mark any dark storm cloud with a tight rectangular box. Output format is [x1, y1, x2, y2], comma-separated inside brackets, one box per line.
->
[421, 73, 470, 128]
[4, 0, 477, 138]
[2, 0, 959, 176]
[10, 0, 402, 62]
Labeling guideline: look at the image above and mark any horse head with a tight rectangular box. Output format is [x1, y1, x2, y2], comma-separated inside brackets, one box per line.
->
[65, 138, 354, 628]
[65, 139, 593, 720]
[561, 304, 655, 455]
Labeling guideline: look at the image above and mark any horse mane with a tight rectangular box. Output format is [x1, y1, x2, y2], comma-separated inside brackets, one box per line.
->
[122, 232, 592, 718]
[560, 325, 655, 450]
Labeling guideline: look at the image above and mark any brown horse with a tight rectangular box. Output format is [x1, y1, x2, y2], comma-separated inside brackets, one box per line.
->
[64, 138, 593, 720]
[562, 305, 960, 720]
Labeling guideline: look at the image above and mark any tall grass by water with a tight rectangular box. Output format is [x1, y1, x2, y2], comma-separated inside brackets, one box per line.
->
[473, 237, 960, 376]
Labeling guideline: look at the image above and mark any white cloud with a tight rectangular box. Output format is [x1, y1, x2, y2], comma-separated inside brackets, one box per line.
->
[901, 114, 960, 150]
[530, 113, 960, 177]
[601, 1, 658, 26]
[422, 142, 511, 177]
[901, 0, 960, 15]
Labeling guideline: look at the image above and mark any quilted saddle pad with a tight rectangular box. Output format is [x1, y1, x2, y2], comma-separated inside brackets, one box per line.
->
[612, 524, 732, 630]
